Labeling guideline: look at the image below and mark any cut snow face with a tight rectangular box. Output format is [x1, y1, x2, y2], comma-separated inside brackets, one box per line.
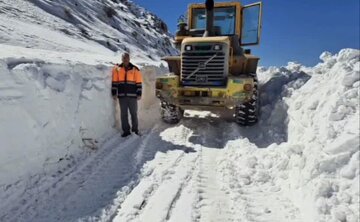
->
[0, 59, 113, 190]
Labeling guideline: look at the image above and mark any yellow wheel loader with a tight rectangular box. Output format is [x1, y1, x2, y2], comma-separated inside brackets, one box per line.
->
[156, 0, 263, 126]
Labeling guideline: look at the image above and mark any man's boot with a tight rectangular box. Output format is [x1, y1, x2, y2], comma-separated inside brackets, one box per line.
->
[132, 130, 141, 136]
[121, 131, 131, 137]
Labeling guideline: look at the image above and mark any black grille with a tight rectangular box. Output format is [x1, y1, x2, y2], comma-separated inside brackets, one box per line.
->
[181, 52, 226, 86]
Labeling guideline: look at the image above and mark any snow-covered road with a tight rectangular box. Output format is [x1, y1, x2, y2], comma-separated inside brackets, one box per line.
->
[2, 112, 303, 222]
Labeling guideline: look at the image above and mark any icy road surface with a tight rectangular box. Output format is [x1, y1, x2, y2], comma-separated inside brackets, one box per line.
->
[2, 112, 302, 222]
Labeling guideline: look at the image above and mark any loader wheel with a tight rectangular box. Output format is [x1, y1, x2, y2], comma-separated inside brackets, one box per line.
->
[160, 101, 184, 124]
[235, 74, 259, 126]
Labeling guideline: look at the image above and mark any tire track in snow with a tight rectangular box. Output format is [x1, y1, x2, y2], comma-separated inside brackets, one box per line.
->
[191, 121, 234, 222]
[6, 125, 159, 222]
[112, 151, 187, 221]
[194, 147, 233, 222]
[154, 115, 237, 222]
[166, 156, 200, 222]
[137, 153, 199, 222]
[135, 153, 186, 212]
[90, 126, 163, 222]
[112, 123, 200, 222]
[2, 134, 126, 222]
[1, 133, 119, 217]
[164, 166, 196, 221]
[18, 136, 141, 222]
[73, 125, 170, 222]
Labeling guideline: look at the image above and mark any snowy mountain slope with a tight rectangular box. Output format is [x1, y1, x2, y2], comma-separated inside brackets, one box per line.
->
[0, 0, 177, 64]
[1, 48, 358, 222]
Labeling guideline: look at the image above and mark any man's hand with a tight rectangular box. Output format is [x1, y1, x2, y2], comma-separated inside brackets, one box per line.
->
[113, 96, 118, 100]
[111, 88, 118, 98]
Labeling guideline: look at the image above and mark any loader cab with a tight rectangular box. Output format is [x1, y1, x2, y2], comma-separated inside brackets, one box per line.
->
[175, 2, 262, 46]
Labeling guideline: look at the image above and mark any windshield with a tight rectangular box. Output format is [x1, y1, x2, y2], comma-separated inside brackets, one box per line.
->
[192, 7, 236, 35]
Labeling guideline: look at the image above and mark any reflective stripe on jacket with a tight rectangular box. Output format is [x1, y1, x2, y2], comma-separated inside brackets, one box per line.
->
[112, 63, 142, 98]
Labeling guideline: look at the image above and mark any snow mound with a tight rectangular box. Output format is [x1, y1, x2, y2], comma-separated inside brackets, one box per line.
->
[220, 49, 360, 222]
[284, 49, 360, 222]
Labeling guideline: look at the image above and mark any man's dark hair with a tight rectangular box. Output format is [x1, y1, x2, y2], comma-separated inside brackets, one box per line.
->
[122, 52, 130, 59]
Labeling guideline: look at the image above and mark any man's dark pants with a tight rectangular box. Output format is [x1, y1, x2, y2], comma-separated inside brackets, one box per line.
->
[119, 97, 138, 133]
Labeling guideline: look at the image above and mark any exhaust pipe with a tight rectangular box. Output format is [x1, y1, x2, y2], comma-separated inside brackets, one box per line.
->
[204, 0, 214, 37]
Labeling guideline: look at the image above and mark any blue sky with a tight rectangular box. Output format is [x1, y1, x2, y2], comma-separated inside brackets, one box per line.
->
[133, 0, 359, 67]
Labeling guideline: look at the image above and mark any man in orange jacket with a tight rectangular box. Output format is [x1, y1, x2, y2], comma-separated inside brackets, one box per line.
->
[112, 53, 142, 137]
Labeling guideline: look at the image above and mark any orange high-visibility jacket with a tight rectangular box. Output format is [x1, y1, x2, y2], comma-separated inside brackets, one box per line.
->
[112, 63, 142, 98]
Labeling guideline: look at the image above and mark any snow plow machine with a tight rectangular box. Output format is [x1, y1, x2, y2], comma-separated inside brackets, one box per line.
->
[156, 0, 263, 126]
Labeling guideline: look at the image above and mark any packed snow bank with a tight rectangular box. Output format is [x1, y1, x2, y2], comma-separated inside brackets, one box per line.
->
[0, 58, 162, 203]
[285, 49, 360, 222]
[0, 59, 113, 193]
[220, 49, 359, 222]
[138, 65, 164, 129]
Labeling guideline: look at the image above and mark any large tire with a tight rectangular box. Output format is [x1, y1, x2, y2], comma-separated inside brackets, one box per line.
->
[235, 74, 259, 126]
[160, 101, 184, 124]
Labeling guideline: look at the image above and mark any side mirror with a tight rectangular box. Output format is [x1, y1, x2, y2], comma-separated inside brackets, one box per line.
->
[244, 49, 251, 54]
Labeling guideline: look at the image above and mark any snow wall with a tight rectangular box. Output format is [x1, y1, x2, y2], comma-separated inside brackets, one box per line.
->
[220, 48, 359, 222]
[0, 59, 161, 196]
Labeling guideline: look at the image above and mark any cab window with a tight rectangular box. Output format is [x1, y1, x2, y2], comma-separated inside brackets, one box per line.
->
[241, 3, 262, 45]
[192, 7, 236, 36]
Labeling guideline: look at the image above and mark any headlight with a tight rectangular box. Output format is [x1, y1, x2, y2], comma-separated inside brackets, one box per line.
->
[214, 44, 222, 50]
[243, 84, 253, 92]
[156, 81, 163, 89]
[185, 45, 192, 51]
